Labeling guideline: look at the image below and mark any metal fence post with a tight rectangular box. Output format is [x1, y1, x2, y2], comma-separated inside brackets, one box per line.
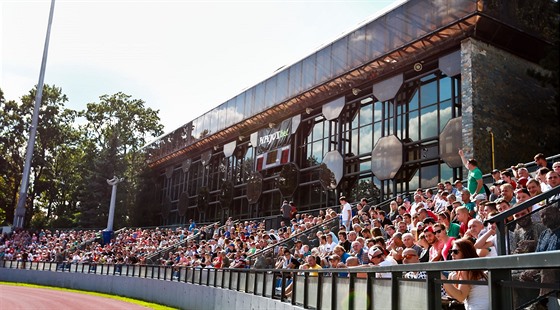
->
[488, 269, 513, 310]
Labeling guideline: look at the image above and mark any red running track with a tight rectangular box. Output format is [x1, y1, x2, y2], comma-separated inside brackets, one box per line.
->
[0, 284, 153, 309]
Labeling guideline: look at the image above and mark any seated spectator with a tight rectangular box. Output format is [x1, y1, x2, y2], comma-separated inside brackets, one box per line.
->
[346, 256, 366, 278]
[350, 240, 369, 265]
[474, 211, 500, 257]
[438, 212, 460, 238]
[367, 246, 397, 278]
[434, 223, 455, 261]
[442, 239, 489, 309]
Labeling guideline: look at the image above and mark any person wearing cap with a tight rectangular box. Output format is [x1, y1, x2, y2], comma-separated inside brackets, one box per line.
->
[367, 246, 397, 278]
[339, 196, 352, 231]
[458, 148, 485, 199]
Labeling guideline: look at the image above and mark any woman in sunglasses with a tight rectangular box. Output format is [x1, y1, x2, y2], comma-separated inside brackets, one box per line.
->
[433, 223, 455, 261]
[442, 239, 489, 310]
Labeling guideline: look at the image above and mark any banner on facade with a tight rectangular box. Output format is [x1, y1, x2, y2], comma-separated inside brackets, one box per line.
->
[255, 118, 292, 155]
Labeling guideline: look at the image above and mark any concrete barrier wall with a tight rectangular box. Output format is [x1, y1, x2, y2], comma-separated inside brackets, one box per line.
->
[0, 269, 302, 310]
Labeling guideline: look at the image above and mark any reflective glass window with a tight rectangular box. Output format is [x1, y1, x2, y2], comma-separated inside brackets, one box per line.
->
[409, 169, 420, 190]
[244, 88, 254, 121]
[254, 82, 265, 115]
[264, 76, 277, 108]
[288, 61, 303, 96]
[311, 141, 323, 164]
[440, 162, 454, 183]
[440, 77, 452, 102]
[439, 99, 453, 130]
[351, 128, 359, 155]
[302, 54, 316, 91]
[373, 122, 382, 145]
[420, 164, 438, 188]
[420, 104, 438, 139]
[359, 104, 373, 125]
[348, 27, 367, 68]
[359, 160, 371, 171]
[316, 47, 332, 82]
[276, 69, 289, 103]
[359, 125, 373, 154]
[332, 36, 348, 76]
[420, 80, 438, 107]
[232, 97, 243, 124]
[373, 101, 382, 120]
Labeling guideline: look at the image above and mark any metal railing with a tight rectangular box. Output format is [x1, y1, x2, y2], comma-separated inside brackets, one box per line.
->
[144, 221, 222, 264]
[247, 216, 341, 269]
[2, 251, 558, 310]
[485, 185, 560, 255]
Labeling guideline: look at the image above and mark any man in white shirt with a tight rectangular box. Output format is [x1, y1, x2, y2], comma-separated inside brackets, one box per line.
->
[339, 196, 352, 230]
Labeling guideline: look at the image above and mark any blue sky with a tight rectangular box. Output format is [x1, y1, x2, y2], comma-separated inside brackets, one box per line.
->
[1, 0, 402, 134]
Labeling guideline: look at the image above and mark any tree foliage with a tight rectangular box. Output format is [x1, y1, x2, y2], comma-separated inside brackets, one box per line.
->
[77, 92, 163, 228]
[0, 87, 163, 229]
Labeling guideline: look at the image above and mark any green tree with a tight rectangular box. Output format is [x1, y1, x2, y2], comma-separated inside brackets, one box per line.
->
[0, 85, 80, 227]
[77, 92, 163, 229]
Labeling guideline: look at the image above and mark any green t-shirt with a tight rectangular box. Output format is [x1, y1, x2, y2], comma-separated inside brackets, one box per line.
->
[467, 167, 484, 195]
[447, 222, 461, 238]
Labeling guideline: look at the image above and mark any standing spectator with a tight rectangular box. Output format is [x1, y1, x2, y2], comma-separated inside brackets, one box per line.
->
[339, 196, 352, 231]
[289, 201, 298, 219]
[458, 149, 485, 199]
[280, 200, 291, 226]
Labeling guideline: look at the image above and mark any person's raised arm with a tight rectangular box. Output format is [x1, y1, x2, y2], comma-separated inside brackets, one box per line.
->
[458, 149, 468, 170]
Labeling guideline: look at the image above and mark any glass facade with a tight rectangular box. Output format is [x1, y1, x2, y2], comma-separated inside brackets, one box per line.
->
[158, 64, 463, 225]
[144, 0, 480, 164]
[148, 0, 555, 226]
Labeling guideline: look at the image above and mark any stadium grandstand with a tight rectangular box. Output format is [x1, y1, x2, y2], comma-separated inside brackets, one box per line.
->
[2, 0, 559, 309]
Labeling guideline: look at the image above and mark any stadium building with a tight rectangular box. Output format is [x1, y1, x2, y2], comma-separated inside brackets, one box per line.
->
[144, 0, 559, 225]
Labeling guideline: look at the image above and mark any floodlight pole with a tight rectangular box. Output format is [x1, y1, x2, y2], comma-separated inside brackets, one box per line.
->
[106, 176, 124, 232]
[14, 0, 56, 229]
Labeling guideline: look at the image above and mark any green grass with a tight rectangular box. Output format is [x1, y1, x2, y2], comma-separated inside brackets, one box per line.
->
[0, 281, 178, 310]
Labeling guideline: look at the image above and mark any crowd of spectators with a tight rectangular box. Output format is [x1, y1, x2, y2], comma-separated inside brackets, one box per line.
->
[1, 152, 559, 307]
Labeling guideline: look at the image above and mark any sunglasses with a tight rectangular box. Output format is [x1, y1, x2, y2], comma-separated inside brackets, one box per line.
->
[403, 254, 417, 259]
[369, 253, 383, 259]
[434, 230, 443, 234]
[450, 249, 460, 255]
